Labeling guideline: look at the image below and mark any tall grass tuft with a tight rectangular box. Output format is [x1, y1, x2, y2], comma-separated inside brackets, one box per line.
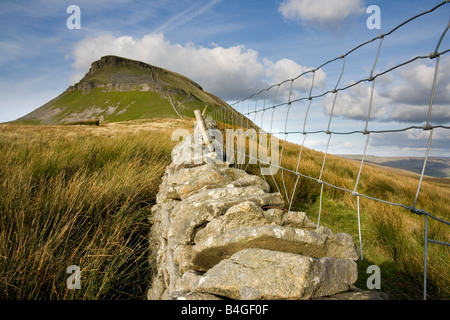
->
[0, 123, 178, 299]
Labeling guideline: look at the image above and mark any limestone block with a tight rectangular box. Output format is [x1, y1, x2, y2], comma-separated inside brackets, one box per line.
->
[194, 201, 274, 244]
[261, 208, 285, 225]
[171, 166, 235, 200]
[170, 135, 223, 170]
[229, 175, 270, 192]
[162, 163, 271, 200]
[191, 224, 358, 271]
[281, 210, 318, 229]
[194, 248, 358, 300]
[169, 186, 284, 245]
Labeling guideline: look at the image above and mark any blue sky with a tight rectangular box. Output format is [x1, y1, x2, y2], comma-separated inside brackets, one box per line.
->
[0, 0, 449, 156]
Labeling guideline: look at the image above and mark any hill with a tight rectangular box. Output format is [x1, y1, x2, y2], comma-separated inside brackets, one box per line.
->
[14, 55, 238, 125]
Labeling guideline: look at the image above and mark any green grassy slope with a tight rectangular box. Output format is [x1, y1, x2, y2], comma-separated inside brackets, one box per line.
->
[52, 89, 177, 123]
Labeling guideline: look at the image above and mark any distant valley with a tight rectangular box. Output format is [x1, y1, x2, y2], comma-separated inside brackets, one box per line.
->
[339, 155, 450, 179]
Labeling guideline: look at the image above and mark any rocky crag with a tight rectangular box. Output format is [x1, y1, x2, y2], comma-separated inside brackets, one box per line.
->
[147, 117, 388, 300]
[67, 55, 204, 95]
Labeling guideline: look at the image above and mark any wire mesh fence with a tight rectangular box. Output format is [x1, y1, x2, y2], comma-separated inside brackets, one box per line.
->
[205, 1, 450, 300]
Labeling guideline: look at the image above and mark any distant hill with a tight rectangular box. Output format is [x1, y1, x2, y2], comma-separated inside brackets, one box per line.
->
[339, 155, 450, 178]
[14, 55, 241, 125]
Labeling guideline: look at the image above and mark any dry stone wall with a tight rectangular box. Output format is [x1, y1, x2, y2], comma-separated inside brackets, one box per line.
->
[147, 120, 387, 300]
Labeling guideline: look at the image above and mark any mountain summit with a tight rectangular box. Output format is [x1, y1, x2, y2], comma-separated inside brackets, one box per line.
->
[16, 55, 233, 124]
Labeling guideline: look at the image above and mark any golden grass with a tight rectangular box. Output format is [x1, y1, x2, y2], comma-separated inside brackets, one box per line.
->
[0, 120, 192, 299]
[1, 118, 448, 299]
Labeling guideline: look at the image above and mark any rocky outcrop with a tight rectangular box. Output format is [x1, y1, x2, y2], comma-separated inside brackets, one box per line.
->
[147, 118, 386, 300]
[67, 55, 204, 94]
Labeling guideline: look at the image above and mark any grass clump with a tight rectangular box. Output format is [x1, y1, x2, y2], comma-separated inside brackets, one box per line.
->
[0, 121, 182, 299]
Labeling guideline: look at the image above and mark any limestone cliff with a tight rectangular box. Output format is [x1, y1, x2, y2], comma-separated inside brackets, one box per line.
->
[67, 55, 203, 94]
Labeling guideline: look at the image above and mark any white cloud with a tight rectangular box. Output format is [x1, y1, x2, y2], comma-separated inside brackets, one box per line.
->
[386, 57, 450, 106]
[321, 56, 450, 124]
[263, 58, 327, 102]
[387, 103, 450, 124]
[278, 0, 364, 26]
[69, 33, 323, 101]
[383, 56, 450, 123]
[370, 128, 450, 157]
[322, 82, 390, 121]
[264, 58, 326, 89]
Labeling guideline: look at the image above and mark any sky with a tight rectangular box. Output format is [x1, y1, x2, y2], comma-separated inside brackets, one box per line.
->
[0, 0, 449, 157]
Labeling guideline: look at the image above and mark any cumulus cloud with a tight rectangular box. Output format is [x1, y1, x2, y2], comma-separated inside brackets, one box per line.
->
[383, 56, 450, 123]
[278, 0, 364, 26]
[387, 103, 450, 124]
[322, 82, 390, 121]
[264, 58, 326, 88]
[69, 33, 324, 101]
[321, 56, 450, 124]
[263, 58, 326, 102]
[386, 58, 450, 105]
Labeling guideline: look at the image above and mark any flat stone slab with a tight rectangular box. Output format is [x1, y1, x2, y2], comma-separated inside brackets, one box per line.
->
[169, 186, 284, 245]
[194, 248, 358, 300]
[194, 201, 275, 244]
[164, 164, 271, 200]
[191, 224, 359, 271]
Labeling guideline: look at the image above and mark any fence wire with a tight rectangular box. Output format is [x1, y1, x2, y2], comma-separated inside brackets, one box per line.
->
[205, 1, 450, 300]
